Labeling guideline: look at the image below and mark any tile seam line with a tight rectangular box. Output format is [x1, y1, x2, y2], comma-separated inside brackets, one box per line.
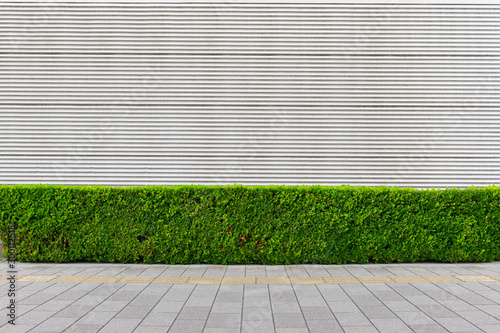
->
[165, 280, 197, 333]
[289, 265, 311, 332]
[131, 280, 174, 332]
[26, 281, 112, 332]
[63, 282, 131, 332]
[19, 267, 111, 331]
[0, 281, 58, 329]
[429, 281, 500, 330]
[95, 280, 152, 333]
[200, 278, 223, 332]
[312, 271, 346, 333]
[365, 281, 438, 331]
[3, 263, 112, 326]
[338, 283, 382, 333]
[240, 283, 245, 333]
[386, 282, 449, 332]
[410, 282, 487, 332]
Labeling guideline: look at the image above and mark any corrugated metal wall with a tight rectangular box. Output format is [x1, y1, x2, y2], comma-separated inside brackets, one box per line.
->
[1, 1, 499, 187]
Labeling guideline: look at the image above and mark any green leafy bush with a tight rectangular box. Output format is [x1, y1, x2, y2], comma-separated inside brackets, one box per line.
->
[0, 185, 499, 264]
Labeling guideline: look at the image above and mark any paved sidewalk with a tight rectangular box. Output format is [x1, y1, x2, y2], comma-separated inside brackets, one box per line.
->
[2, 263, 500, 333]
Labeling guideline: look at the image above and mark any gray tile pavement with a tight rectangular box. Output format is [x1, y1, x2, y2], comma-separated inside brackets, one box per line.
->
[2, 263, 500, 332]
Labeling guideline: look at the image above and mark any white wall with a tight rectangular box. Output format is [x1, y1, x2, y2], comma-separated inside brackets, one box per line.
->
[1, 1, 499, 187]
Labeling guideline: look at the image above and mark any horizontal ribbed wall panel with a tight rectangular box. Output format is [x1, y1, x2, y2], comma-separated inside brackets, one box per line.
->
[1, 1, 499, 187]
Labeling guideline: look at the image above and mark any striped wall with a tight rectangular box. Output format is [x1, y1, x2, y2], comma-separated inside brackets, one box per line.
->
[1, 1, 499, 187]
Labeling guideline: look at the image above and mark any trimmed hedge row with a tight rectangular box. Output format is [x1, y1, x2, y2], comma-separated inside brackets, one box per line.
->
[0, 184, 499, 264]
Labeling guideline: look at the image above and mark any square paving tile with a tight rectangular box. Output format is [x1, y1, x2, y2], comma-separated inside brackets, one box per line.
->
[34, 299, 73, 312]
[273, 312, 307, 328]
[327, 301, 361, 313]
[115, 305, 152, 319]
[93, 300, 128, 312]
[133, 325, 168, 333]
[168, 319, 205, 333]
[216, 291, 242, 302]
[245, 267, 267, 278]
[242, 307, 273, 321]
[243, 296, 271, 308]
[162, 290, 192, 302]
[75, 311, 116, 325]
[335, 311, 372, 327]
[241, 320, 274, 333]
[141, 312, 177, 326]
[99, 318, 142, 333]
[417, 304, 459, 319]
[478, 324, 500, 333]
[203, 266, 227, 278]
[395, 311, 437, 326]
[211, 301, 243, 313]
[107, 291, 141, 302]
[475, 304, 500, 317]
[203, 328, 240, 333]
[64, 324, 103, 333]
[177, 306, 211, 320]
[16, 310, 58, 325]
[371, 318, 413, 333]
[53, 304, 94, 318]
[358, 304, 398, 319]
[205, 313, 241, 328]
[433, 317, 481, 332]
[224, 267, 246, 278]
[185, 296, 214, 307]
[301, 306, 335, 320]
[31, 317, 78, 332]
[151, 301, 185, 313]
[342, 326, 379, 333]
[455, 310, 500, 325]
[307, 319, 343, 332]
[382, 300, 419, 312]
[408, 325, 450, 333]
[275, 329, 309, 333]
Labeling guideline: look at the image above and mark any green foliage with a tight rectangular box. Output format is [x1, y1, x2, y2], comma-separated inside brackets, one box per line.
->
[0, 185, 499, 264]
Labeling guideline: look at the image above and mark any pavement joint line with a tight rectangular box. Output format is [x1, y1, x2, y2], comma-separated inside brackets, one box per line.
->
[129, 278, 174, 331]
[96, 278, 152, 332]
[431, 276, 500, 326]
[387, 279, 451, 332]
[338, 281, 380, 330]
[6, 277, 108, 330]
[201, 275, 222, 332]
[164, 278, 197, 332]
[56, 283, 128, 330]
[410, 277, 490, 332]
[4, 274, 500, 284]
[290, 275, 312, 332]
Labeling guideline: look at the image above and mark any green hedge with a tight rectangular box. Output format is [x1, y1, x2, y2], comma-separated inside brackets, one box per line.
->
[1, 185, 499, 264]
